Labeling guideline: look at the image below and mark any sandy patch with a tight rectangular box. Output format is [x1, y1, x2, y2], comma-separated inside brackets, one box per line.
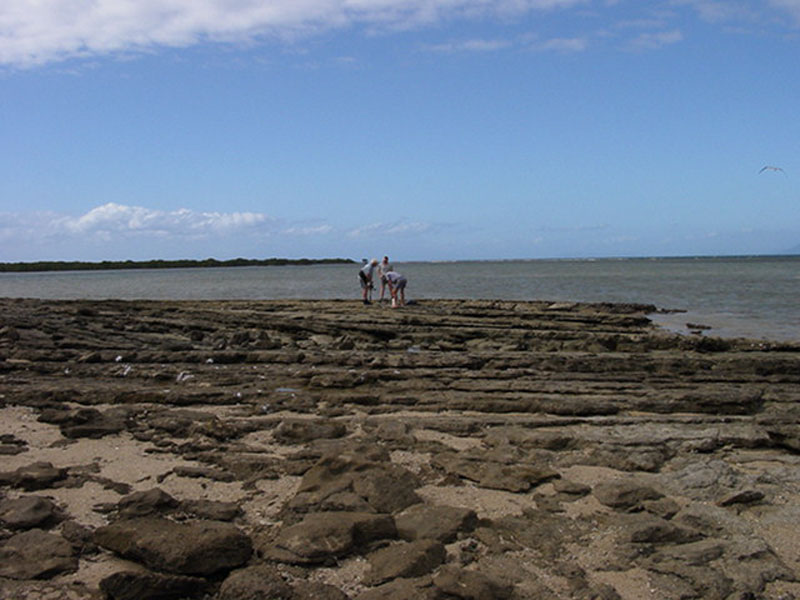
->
[390, 449, 431, 474]
[2, 405, 63, 451]
[413, 428, 485, 451]
[304, 556, 370, 598]
[416, 483, 537, 520]
[590, 568, 662, 600]
[240, 476, 302, 526]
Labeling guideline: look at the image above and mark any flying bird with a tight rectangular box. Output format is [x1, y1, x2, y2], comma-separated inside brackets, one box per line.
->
[759, 165, 786, 174]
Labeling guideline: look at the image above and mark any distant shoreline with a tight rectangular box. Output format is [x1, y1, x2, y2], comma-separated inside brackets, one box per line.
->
[0, 257, 356, 273]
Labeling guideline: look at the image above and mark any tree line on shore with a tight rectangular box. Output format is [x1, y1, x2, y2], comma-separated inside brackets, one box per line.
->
[0, 257, 355, 273]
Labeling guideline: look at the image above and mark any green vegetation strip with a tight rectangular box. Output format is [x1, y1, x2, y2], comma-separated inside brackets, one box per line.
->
[0, 258, 354, 273]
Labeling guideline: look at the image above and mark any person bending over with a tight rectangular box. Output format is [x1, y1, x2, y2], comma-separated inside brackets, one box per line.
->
[384, 268, 407, 308]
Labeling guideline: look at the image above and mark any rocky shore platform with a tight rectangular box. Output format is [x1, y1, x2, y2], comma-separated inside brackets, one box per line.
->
[1, 297, 799, 600]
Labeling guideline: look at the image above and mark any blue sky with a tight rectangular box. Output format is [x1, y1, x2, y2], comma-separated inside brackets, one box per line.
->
[1, 0, 799, 262]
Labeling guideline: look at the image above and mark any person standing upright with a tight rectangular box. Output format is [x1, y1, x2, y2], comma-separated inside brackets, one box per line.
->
[378, 256, 391, 302]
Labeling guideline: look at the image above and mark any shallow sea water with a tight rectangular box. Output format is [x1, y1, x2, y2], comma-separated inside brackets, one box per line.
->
[1, 256, 798, 342]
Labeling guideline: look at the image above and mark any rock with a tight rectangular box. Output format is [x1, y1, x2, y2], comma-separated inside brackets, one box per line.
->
[267, 511, 396, 564]
[0, 495, 63, 529]
[0, 529, 78, 579]
[172, 465, 235, 482]
[764, 424, 800, 452]
[672, 503, 753, 537]
[432, 565, 514, 600]
[116, 488, 179, 518]
[477, 463, 558, 492]
[0, 325, 20, 341]
[662, 459, 743, 501]
[593, 479, 664, 510]
[395, 504, 478, 543]
[620, 513, 703, 545]
[351, 466, 422, 514]
[433, 453, 558, 492]
[61, 520, 98, 555]
[94, 517, 252, 576]
[552, 479, 591, 496]
[656, 539, 726, 566]
[0, 434, 27, 455]
[355, 576, 441, 600]
[717, 489, 765, 506]
[274, 419, 348, 444]
[3, 298, 800, 600]
[586, 445, 671, 472]
[289, 453, 421, 515]
[58, 407, 126, 439]
[292, 580, 351, 600]
[99, 569, 207, 600]
[374, 420, 411, 441]
[146, 409, 216, 437]
[5, 461, 67, 491]
[182, 499, 241, 521]
[642, 497, 680, 519]
[218, 565, 293, 600]
[364, 539, 447, 586]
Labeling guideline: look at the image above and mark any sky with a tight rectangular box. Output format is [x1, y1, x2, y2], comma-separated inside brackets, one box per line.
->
[1, 0, 799, 263]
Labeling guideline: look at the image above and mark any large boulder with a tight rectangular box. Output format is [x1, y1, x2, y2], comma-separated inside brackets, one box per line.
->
[289, 453, 421, 516]
[293, 580, 351, 600]
[42, 407, 127, 439]
[617, 513, 703, 545]
[355, 576, 441, 600]
[0, 495, 63, 529]
[0, 529, 78, 579]
[99, 569, 207, 600]
[593, 479, 664, 510]
[94, 517, 252, 576]
[432, 566, 514, 600]
[433, 451, 558, 492]
[395, 504, 477, 543]
[274, 419, 347, 444]
[217, 565, 293, 600]
[364, 539, 447, 586]
[1, 462, 67, 491]
[116, 488, 180, 518]
[266, 511, 396, 564]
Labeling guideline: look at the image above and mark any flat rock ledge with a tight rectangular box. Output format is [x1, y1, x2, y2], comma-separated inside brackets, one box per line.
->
[1, 297, 799, 600]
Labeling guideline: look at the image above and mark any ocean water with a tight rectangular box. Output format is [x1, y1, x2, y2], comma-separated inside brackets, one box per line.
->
[1, 256, 798, 342]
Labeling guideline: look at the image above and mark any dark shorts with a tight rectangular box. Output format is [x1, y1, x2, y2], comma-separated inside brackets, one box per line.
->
[359, 271, 370, 289]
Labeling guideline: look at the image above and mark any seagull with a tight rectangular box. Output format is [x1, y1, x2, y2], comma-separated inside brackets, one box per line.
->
[759, 165, 786, 174]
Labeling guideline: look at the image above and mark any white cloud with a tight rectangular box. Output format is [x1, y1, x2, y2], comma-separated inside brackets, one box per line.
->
[0, 203, 279, 244]
[347, 220, 433, 237]
[769, 0, 800, 23]
[424, 38, 512, 53]
[672, 0, 757, 24]
[0, 0, 588, 68]
[283, 224, 334, 235]
[537, 36, 589, 51]
[62, 202, 275, 238]
[628, 28, 683, 49]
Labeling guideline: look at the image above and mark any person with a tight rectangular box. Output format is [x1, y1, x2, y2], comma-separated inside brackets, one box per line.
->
[358, 258, 379, 304]
[384, 267, 407, 308]
[378, 256, 391, 302]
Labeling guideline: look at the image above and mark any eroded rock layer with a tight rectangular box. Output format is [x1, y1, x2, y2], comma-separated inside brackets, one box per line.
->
[1, 298, 799, 600]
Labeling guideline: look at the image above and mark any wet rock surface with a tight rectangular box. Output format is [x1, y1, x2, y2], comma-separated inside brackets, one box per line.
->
[0, 297, 799, 599]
